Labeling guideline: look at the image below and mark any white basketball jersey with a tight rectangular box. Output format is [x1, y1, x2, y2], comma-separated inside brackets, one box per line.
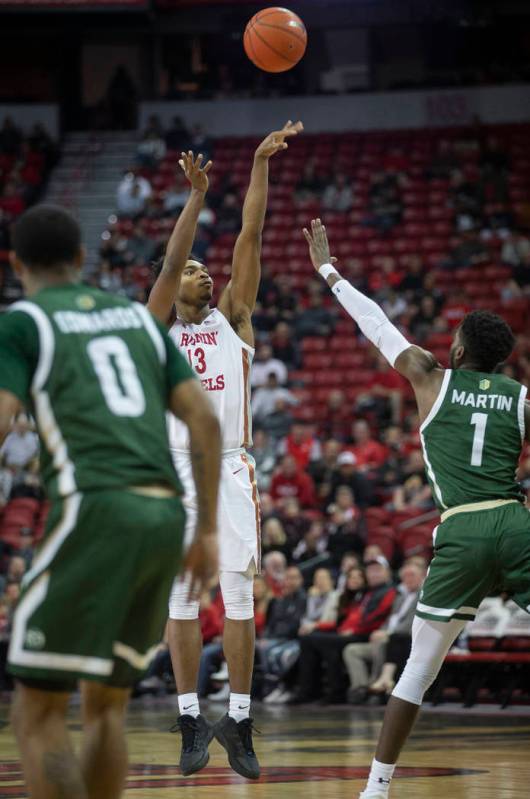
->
[168, 308, 254, 452]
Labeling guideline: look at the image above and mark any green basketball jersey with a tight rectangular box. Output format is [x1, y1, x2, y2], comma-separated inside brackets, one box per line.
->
[421, 369, 527, 512]
[0, 283, 195, 501]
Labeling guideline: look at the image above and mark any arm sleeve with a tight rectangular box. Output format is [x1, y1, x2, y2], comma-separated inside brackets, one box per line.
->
[0, 311, 38, 405]
[154, 320, 197, 394]
[331, 279, 411, 367]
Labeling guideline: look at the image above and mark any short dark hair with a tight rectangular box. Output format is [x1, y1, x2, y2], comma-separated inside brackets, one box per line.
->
[151, 252, 203, 279]
[13, 205, 81, 271]
[459, 310, 516, 372]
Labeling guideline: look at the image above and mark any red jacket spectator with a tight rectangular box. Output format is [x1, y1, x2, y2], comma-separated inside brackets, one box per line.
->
[337, 584, 396, 635]
[199, 597, 223, 643]
[349, 420, 388, 470]
[269, 455, 316, 508]
[279, 423, 321, 469]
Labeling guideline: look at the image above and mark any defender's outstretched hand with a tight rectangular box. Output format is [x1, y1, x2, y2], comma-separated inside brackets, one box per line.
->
[255, 120, 304, 160]
[179, 151, 213, 193]
[303, 218, 337, 271]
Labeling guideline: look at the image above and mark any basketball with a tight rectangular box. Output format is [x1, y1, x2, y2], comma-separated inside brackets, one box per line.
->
[244, 7, 307, 73]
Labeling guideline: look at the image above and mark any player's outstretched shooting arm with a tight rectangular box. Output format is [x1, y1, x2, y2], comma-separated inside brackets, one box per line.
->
[148, 152, 213, 325]
[303, 218, 445, 422]
[218, 120, 303, 346]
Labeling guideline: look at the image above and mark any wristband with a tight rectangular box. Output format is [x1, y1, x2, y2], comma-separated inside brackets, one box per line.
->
[318, 263, 339, 280]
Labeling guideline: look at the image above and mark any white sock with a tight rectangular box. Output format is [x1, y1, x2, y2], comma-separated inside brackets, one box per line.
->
[178, 692, 200, 718]
[361, 759, 395, 797]
[228, 692, 251, 723]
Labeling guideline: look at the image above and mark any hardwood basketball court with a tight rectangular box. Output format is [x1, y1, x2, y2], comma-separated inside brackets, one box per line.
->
[1, 698, 529, 797]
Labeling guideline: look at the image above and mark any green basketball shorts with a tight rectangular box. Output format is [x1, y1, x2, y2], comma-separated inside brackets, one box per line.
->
[8, 488, 186, 689]
[417, 501, 530, 623]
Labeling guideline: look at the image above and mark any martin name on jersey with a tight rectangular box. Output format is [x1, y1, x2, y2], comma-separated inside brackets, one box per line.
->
[451, 387, 514, 411]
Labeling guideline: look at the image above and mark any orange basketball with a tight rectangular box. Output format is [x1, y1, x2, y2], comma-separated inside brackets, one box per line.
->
[244, 7, 307, 73]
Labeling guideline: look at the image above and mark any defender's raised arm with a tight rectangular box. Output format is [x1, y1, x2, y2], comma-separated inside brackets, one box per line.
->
[148, 152, 212, 325]
[303, 218, 442, 397]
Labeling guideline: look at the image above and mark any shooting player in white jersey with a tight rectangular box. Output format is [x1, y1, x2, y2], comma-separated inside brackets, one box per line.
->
[148, 121, 303, 780]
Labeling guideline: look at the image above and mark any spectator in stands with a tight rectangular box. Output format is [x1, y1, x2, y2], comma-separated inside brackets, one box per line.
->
[275, 274, 298, 323]
[278, 422, 321, 470]
[262, 551, 287, 597]
[328, 450, 374, 509]
[294, 291, 335, 339]
[389, 474, 432, 512]
[0, 555, 27, 596]
[0, 117, 22, 156]
[261, 518, 290, 562]
[1, 416, 38, 471]
[349, 420, 388, 473]
[502, 230, 530, 267]
[97, 260, 124, 293]
[398, 254, 425, 298]
[292, 566, 370, 703]
[0, 182, 25, 218]
[322, 174, 354, 213]
[448, 230, 489, 269]
[410, 295, 439, 340]
[249, 429, 277, 491]
[215, 191, 241, 233]
[136, 130, 166, 169]
[265, 568, 335, 704]
[188, 124, 213, 162]
[366, 172, 403, 233]
[124, 220, 157, 265]
[269, 455, 316, 510]
[319, 391, 353, 442]
[261, 397, 295, 442]
[298, 568, 335, 635]
[357, 355, 405, 425]
[343, 561, 425, 703]
[162, 173, 190, 215]
[251, 373, 298, 423]
[261, 564, 306, 639]
[99, 224, 130, 268]
[308, 438, 342, 502]
[271, 322, 300, 369]
[336, 553, 362, 591]
[0, 464, 13, 507]
[278, 497, 311, 549]
[292, 520, 328, 567]
[381, 289, 407, 323]
[257, 566, 306, 700]
[116, 172, 152, 217]
[251, 343, 288, 387]
[10, 457, 43, 501]
[164, 116, 190, 152]
[326, 486, 364, 565]
[294, 159, 324, 205]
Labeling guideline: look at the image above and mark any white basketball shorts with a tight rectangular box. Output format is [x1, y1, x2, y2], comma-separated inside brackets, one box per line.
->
[172, 447, 261, 573]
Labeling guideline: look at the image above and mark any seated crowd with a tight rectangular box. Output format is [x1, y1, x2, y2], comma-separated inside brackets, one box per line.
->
[0, 117, 529, 701]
